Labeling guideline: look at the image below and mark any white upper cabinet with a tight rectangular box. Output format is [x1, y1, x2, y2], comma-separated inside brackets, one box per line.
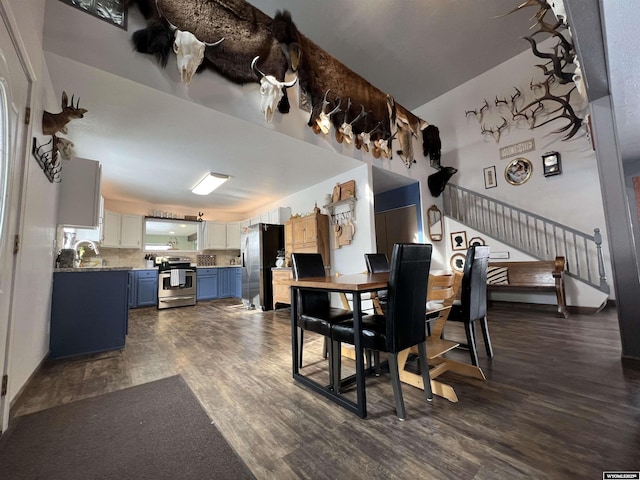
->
[204, 222, 227, 249]
[226, 222, 241, 249]
[268, 207, 291, 225]
[101, 210, 142, 248]
[57, 158, 102, 227]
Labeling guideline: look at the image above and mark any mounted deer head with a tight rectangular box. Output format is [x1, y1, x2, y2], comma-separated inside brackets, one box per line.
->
[42, 91, 87, 135]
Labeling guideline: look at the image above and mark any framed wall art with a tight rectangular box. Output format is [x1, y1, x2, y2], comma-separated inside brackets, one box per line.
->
[542, 151, 562, 177]
[450, 253, 466, 272]
[504, 157, 533, 186]
[450, 231, 467, 251]
[483, 166, 497, 189]
[468, 236, 485, 247]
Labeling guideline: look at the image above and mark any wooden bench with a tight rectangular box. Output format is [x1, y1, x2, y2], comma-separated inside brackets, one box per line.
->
[487, 256, 568, 318]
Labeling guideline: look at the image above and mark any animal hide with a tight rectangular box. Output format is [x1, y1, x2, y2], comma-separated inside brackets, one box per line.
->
[423, 125, 441, 163]
[129, 0, 292, 112]
[427, 166, 458, 197]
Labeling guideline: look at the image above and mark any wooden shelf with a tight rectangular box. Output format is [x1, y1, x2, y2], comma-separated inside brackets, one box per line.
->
[323, 196, 357, 222]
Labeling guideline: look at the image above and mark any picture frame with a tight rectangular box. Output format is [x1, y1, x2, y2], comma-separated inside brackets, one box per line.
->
[483, 166, 497, 189]
[450, 253, 466, 272]
[504, 157, 533, 186]
[542, 151, 562, 177]
[468, 236, 485, 247]
[450, 231, 467, 251]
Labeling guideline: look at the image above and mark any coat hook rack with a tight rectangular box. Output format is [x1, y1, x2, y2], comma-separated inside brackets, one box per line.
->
[32, 137, 61, 183]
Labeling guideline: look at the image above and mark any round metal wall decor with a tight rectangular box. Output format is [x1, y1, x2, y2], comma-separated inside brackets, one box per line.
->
[504, 157, 533, 185]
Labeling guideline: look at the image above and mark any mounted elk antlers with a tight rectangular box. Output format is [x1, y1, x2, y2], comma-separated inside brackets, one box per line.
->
[42, 92, 87, 136]
[465, 99, 490, 123]
[481, 117, 508, 143]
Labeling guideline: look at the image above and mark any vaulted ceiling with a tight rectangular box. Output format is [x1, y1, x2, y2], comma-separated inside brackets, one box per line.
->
[42, 0, 535, 215]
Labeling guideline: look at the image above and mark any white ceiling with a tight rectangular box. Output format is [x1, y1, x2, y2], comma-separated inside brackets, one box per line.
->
[42, 0, 535, 216]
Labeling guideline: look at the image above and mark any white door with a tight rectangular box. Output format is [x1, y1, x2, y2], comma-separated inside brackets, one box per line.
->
[0, 9, 31, 432]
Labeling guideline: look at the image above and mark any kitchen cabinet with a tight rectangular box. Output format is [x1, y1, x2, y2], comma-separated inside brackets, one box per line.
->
[235, 268, 242, 298]
[197, 268, 219, 301]
[203, 221, 241, 249]
[204, 222, 226, 249]
[271, 267, 292, 309]
[284, 207, 330, 267]
[128, 271, 136, 308]
[268, 207, 292, 225]
[101, 210, 142, 248]
[135, 269, 158, 307]
[226, 222, 241, 249]
[50, 269, 129, 359]
[218, 268, 234, 298]
[57, 158, 102, 227]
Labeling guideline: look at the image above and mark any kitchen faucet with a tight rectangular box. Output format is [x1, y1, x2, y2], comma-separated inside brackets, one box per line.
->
[73, 240, 100, 266]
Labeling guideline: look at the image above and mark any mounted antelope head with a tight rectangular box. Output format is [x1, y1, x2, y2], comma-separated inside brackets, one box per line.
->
[357, 121, 383, 152]
[481, 116, 508, 143]
[315, 90, 342, 135]
[251, 56, 297, 123]
[42, 91, 87, 136]
[337, 103, 367, 144]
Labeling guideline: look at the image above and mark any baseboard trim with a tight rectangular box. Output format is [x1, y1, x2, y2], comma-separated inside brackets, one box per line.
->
[489, 299, 614, 315]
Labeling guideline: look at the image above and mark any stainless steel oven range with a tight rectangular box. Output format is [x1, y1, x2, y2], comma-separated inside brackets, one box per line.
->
[157, 257, 196, 309]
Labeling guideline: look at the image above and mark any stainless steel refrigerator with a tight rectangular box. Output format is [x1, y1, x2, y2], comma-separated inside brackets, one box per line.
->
[241, 223, 284, 310]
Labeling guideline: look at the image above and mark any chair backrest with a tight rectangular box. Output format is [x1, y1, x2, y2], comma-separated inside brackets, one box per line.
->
[385, 243, 433, 353]
[365, 253, 390, 274]
[291, 253, 329, 313]
[460, 245, 491, 322]
[426, 273, 458, 338]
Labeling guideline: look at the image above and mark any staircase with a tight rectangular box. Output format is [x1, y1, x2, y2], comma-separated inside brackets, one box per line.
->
[442, 184, 610, 294]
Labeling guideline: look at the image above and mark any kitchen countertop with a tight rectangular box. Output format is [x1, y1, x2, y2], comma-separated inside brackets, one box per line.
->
[55, 266, 133, 273]
[196, 265, 242, 268]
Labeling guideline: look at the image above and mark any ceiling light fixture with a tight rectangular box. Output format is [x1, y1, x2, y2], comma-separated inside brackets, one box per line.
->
[191, 172, 229, 195]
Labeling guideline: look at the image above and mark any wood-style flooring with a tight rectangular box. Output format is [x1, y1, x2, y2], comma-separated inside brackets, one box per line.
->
[10, 300, 640, 479]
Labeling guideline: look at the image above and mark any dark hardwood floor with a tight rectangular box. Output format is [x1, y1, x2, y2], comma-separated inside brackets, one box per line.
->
[10, 300, 640, 479]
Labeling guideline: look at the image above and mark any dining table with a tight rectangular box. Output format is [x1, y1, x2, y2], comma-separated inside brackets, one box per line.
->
[289, 272, 388, 418]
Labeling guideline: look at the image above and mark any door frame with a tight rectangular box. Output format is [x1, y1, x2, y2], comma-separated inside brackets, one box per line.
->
[0, 0, 36, 433]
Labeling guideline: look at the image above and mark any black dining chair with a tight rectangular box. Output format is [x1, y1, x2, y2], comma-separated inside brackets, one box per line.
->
[332, 243, 433, 420]
[291, 253, 353, 383]
[364, 253, 389, 314]
[446, 245, 494, 366]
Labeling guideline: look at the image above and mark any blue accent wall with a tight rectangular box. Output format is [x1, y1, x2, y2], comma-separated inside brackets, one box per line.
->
[374, 183, 423, 242]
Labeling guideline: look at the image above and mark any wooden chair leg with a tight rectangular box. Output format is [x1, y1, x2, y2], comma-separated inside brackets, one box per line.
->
[417, 343, 433, 402]
[480, 316, 494, 358]
[388, 353, 407, 421]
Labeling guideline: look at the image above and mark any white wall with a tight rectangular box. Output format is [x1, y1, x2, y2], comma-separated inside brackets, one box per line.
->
[3, 0, 60, 404]
[412, 40, 609, 307]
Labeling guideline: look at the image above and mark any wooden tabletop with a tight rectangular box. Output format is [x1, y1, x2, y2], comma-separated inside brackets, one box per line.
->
[288, 272, 389, 292]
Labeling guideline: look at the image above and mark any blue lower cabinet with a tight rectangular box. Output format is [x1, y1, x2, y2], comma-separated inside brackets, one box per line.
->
[128, 271, 136, 308]
[234, 268, 242, 298]
[218, 268, 233, 298]
[51, 270, 129, 359]
[197, 268, 219, 301]
[130, 270, 158, 308]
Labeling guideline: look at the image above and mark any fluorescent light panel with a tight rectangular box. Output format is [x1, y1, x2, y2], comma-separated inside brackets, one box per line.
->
[191, 172, 229, 195]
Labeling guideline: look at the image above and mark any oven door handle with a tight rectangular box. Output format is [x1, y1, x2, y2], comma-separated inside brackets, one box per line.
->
[159, 296, 196, 302]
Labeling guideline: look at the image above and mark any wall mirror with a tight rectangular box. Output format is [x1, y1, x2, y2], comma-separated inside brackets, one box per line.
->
[144, 218, 199, 252]
[427, 205, 443, 242]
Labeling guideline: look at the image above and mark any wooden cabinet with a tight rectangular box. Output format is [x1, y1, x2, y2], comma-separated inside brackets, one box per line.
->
[271, 268, 292, 309]
[285, 208, 330, 267]
[57, 158, 102, 227]
[101, 211, 142, 248]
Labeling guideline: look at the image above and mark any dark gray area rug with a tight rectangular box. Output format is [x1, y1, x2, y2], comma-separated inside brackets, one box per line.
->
[0, 375, 255, 480]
